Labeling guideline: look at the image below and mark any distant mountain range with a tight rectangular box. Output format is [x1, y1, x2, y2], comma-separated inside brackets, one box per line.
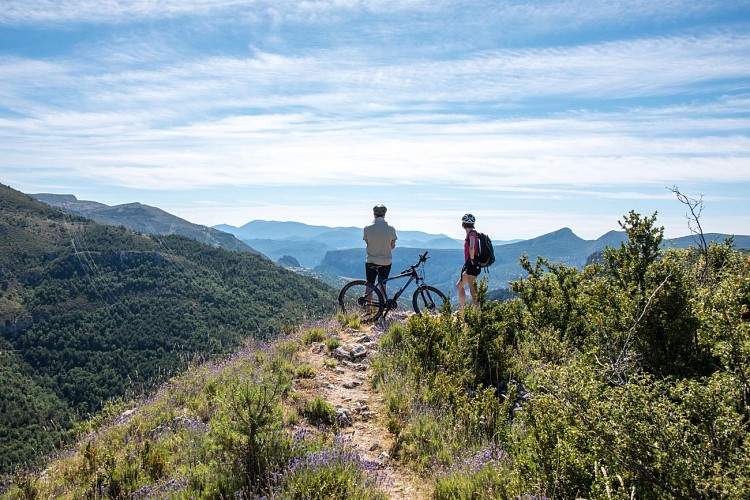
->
[31, 193, 261, 255]
[313, 227, 750, 295]
[31, 192, 750, 293]
[214, 220, 470, 268]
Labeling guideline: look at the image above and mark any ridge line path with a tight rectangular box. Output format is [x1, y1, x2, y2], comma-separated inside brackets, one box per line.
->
[294, 313, 432, 499]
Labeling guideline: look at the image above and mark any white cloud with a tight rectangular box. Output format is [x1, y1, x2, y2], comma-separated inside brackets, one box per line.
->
[3, 31, 749, 135]
[6, 118, 743, 191]
[1, 0, 748, 239]
[2, 0, 744, 28]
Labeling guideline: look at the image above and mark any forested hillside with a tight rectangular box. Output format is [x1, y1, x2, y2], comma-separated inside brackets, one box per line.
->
[5, 210, 750, 499]
[0, 184, 338, 473]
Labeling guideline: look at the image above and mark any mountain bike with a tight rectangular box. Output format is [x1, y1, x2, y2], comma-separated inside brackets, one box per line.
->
[338, 251, 447, 322]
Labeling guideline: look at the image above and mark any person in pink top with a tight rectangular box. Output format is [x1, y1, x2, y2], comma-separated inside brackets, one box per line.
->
[456, 213, 480, 311]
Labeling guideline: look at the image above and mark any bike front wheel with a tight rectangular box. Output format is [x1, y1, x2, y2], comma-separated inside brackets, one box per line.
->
[338, 280, 385, 322]
[412, 285, 447, 316]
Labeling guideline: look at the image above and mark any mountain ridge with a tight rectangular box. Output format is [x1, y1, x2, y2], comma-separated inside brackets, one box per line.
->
[31, 193, 261, 255]
[27, 192, 750, 277]
[315, 225, 750, 296]
[1, 184, 338, 472]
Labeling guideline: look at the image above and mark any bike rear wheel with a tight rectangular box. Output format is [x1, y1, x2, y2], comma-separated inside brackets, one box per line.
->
[338, 280, 385, 322]
[412, 285, 447, 316]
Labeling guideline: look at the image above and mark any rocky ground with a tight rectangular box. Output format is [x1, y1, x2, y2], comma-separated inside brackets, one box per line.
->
[293, 312, 432, 499]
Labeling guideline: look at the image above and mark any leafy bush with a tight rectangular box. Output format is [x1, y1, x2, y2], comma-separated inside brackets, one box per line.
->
[278, 436, 386, 500]
[304, 395, 336, 425]
[337, 312, 361, 329]
[372, 211, 750, 499]
[302, 327, 327, 345]
[326, 337, 342, 351]
[295, 364, 317, 379]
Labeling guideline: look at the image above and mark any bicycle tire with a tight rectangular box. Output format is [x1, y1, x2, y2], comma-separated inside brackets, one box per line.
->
[412, 285, 447, 316]
[338, 280, 385, 322]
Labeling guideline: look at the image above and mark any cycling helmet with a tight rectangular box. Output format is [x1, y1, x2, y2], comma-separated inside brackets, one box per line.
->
[461, 213, 476, 224]
[373, 204, 387, 216]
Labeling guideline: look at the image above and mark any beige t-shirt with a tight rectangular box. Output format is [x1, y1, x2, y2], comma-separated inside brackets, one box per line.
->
[363, 217, 397, 265]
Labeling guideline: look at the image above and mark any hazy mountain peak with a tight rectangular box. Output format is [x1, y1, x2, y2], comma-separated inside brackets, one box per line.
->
[531, 227, 582, 243]
[32, 193, 79, 203]
[30, 193, 260, 255]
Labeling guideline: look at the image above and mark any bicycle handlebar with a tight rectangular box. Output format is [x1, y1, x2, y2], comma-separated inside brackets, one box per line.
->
[403, 252, 430, 274]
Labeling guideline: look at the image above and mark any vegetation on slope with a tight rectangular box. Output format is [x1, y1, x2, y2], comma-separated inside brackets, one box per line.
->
[3, 319, 388, 499]
[4, 200, 750, 499]
[0, 184, 338, 473]
[371, 211, 750, 499]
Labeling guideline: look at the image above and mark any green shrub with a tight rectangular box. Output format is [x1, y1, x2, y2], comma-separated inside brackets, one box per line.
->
[210, 374, 291, 495]
[337, 312, 361, 329]
[295, 364, 317, 379]
[285, 408, 300, 426]
[508, 362, 750, 499]
[279, 438, 386, 499]
[326, 337, 341, 351]
[302, 327, 327, 345]
[304, 395, 336, 425]
[370, 212, 750, 498]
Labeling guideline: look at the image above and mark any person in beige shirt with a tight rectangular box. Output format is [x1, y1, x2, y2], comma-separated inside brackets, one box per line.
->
[363, 204, 397, 295]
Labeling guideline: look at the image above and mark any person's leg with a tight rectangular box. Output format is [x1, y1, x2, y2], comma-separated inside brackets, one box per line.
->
[467, 274, 478, 308]
[377, 264, 391, 298]
[365, 263, 378, 304]
[456, 272, 467, 311]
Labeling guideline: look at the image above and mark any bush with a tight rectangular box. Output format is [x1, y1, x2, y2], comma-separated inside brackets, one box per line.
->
[304, 395, 336, 425]
[295, 364, 317, 379]
[302, 327, 327, 345]
[279, 436, 386, 499]
[337, 312, 361, 329]
[213, 375, 290, 494]
[326, 337, 341, 351]
[371, 210, 750, 498]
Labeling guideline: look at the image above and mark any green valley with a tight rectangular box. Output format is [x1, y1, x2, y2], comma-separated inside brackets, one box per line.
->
[0, 184, 338, 472]
[3, 209, 750, 499]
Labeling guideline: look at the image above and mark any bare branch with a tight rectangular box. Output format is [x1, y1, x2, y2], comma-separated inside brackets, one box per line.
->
[596, 272, 671, 386]
[668, 186, 709, 283]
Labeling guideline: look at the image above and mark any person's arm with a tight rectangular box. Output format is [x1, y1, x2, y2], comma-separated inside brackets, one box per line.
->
[468, 233, 477, 261]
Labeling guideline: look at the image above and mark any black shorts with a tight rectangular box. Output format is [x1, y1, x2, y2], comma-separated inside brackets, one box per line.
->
[366, 263, 391, 284]
[462, 260, 481, 277]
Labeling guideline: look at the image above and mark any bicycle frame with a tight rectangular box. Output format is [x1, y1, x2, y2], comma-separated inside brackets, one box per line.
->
[339, 251, 445, 321]
[376, 255, 427, 306]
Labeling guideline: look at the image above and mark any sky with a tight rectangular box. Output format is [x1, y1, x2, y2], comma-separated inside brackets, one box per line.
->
[1, 1, 749, 242]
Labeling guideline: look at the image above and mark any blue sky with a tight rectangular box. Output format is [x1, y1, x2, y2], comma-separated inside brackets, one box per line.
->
[1, 1, 749, 241]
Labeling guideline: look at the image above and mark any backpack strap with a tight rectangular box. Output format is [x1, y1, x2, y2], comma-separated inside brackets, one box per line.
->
[467, 229, 480, 259]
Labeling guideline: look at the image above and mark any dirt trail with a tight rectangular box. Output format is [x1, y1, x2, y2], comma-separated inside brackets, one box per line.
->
[295, 313, 431, 499]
